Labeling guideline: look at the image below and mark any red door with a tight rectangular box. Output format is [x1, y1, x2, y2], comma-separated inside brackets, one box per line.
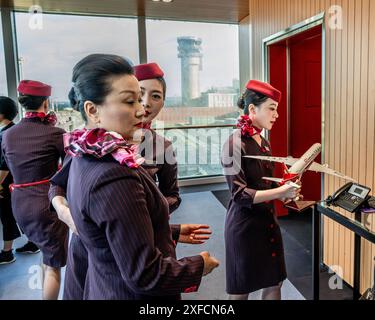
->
[289, 31, 322, 201]
[269, 26, 322, 216]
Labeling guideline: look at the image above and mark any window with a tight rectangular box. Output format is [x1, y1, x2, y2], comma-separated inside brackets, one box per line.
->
[0, 13, 8, 95]
[146, 20, 240, 178]
[15, 12, 139, 131]
[155, 126, 233, 179]
[146, 19, 240, 128]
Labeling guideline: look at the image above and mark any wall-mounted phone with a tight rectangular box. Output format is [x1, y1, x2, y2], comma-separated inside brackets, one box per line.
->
[327, 182, 371, 213]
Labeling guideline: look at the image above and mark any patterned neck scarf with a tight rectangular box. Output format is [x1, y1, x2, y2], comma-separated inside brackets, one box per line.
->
[63, 128, 144, 169]
[24, 111, 57, 126]
[236, 115, 262, 138]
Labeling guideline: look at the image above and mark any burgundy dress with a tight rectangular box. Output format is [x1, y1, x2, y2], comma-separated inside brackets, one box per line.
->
[139, 129, 181, 212]
[2, 117, 68, 267]
[49, 130, 185, 299]
[0, 122, 21, 242]
[221, 129, 287, 294]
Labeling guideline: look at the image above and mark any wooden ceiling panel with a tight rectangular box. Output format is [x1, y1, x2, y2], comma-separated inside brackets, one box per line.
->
[0, 0, 249, 23]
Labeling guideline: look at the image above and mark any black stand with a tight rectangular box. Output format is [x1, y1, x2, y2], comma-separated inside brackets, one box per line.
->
[312, 203, 375, 300]
[353, 210, 362, 300]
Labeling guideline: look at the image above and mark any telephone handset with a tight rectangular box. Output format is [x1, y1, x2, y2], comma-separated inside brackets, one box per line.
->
[327, 182, 371, 213]
[331, 183, 353, 201]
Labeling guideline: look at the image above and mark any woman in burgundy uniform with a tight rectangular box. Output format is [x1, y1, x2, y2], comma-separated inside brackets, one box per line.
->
[134, 62, 181, 212]
[1, 80, 68, 299]
[221, 80, 300, 300]
[0, 96, 21, 265]
[61, 54, 219, 299]
[49, 61, 212, 300]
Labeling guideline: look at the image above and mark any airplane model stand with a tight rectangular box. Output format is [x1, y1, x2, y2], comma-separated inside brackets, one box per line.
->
[284, 200, 316, 212]
[313, 203, 375, 300]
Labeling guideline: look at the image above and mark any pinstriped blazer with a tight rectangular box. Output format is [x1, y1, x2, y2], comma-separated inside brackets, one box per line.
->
[67, 155, 204, 300]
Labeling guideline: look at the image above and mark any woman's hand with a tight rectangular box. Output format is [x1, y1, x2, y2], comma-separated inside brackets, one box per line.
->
[52, 196, 78, 235]
[200, 251, 220, 276]
[278, 183, 301, 202]
[58, 205, 78, 235]
[178, 224, 212, 244]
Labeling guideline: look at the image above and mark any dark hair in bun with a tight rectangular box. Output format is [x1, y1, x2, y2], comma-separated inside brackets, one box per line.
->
[69, 54, 134, 123]
[18, 94, 48, 111]
[237, 89, 269, 115]
[68, 87, 80, 112]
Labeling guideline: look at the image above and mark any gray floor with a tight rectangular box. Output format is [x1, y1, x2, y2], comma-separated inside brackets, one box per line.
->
[0, 232, 66, 300]
[0, 191, 304, 300]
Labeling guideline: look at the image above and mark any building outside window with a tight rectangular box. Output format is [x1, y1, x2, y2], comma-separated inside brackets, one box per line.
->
[146, 19, 240, 178]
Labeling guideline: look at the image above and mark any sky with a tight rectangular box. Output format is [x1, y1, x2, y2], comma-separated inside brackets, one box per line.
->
[1, 12, 239, 101]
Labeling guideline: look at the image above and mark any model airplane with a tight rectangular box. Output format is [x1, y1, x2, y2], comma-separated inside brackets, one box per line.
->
[244, 143, 356, 209]
[244, 143, 355, 185]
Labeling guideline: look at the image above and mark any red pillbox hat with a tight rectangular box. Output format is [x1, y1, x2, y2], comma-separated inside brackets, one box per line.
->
[246, 80, 281, 103]
[134, 63, 164, 81]
[18, 80, 52, 97]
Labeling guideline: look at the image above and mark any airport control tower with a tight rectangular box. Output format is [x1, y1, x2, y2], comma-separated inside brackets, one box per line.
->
[177, 36, 203, 105]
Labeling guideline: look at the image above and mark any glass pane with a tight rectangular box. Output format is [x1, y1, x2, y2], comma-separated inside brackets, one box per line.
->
[15, 12, 139, 131]
[0, 13, 8, 95]
[146, 19, 240, 129]
[147, 20, 239, 178]
[156, 126, 233, 179]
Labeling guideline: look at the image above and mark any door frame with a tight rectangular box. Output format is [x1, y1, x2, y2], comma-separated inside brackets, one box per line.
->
[262, 13, 326, 266]
[262, 12, 326, 200]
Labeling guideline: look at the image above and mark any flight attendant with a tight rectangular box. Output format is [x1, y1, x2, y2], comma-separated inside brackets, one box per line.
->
[49, 60, 212, 300]
[62, 53, 219, 299]
[1, 80, 68, 299]
[134, 62, 181, 212]
[221, 80, 300, 300]
[0, 96, 21, 264]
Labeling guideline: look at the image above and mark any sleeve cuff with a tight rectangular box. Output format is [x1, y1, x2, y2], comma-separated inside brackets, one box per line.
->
[233, 186, 256, 208]
[170, 224, 181, 242]
[167, 196, 182, 214]
[182, 255, 204, 294]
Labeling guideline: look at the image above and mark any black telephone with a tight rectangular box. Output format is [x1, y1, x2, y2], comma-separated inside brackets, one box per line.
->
[327, 182, 371, 213]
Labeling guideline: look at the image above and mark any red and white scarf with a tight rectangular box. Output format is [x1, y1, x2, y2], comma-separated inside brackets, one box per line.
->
[25, 111, 57, 126]
[236, 115, 262, 138]
[63, 128, 144, 168]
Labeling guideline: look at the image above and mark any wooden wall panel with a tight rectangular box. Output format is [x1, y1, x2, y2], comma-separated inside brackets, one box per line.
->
[248, 0, 375, 293]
